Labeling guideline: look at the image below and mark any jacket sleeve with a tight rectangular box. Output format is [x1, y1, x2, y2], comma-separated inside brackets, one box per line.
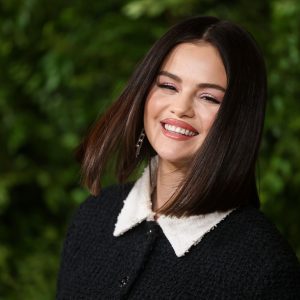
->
[56, 195, 96, 299]
[258, 252, 300, 299]
[56, 183, 132, 299]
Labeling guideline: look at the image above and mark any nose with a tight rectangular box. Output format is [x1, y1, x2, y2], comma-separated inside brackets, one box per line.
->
[170, 93, 195, 118]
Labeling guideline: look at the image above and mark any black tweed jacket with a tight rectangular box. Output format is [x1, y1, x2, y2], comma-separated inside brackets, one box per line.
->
[57, 183, 300, 299]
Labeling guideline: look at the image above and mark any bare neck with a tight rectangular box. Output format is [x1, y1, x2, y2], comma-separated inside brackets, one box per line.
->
[152, 158, 186, 212]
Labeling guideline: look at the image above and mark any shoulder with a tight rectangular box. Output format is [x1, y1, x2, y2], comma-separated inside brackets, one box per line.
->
[83, 182, 134, 208]
[61, 182, 134, 251]
[58, 182, 134, 265]
[219, 205, 298, 263]
[223, 206, 296, 253]
[74, 182, 134, 223]
[211, 205, 300, 295]
[57, 183, 134, 296]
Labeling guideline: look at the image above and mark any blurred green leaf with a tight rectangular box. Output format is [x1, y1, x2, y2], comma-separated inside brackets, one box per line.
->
[1, 0, 300, 298]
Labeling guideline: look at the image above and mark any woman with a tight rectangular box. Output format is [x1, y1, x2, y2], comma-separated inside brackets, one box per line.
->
[57, 16, 300, 299]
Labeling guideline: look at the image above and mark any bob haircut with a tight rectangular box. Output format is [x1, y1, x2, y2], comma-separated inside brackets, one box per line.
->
[78, 15, 267, 217]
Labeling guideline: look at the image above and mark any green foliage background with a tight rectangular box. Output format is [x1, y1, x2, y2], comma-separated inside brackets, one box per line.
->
[0, 0, 299, 298]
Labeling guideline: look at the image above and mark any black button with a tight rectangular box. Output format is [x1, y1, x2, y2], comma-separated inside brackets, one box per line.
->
[147, 229, 153, 235]
[119, 276, 129, 288]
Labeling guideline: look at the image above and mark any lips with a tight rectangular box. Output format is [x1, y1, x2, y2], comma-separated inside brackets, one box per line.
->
[160, 118, 199, 140]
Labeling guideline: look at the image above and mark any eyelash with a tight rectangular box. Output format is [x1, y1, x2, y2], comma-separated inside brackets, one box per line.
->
[157, 83, 177, 91]
[157, 82, 221, 105]
[200, 94, 221, 105]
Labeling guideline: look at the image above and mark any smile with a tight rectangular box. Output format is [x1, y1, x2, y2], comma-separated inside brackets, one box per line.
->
[160, 119, 199, 141]
[163, 124, 197, 136]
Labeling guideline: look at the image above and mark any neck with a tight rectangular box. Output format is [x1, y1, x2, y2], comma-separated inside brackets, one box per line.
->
[152, 158, 187, 212]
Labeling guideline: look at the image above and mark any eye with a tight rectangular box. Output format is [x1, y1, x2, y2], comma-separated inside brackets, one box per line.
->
[200, 93, 221, 105]
[157, 82, 178, 92]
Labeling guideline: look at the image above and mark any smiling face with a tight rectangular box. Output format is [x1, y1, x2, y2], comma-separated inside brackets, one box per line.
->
[144, 42, 227, 169]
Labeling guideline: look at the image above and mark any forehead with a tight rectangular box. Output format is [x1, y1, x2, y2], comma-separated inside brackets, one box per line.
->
[159, 42, 227, 88]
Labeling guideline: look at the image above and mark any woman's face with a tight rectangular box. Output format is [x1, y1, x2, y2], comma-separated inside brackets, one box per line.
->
[144, 42, 227, 168]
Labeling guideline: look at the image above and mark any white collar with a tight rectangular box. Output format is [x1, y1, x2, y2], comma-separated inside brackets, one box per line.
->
[113, 158, 232, 257]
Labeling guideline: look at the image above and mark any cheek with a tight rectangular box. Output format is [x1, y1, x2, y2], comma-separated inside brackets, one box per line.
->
[144, 93, 166, 122]
[144, 100, 154, 127]
[197, 106, 219, 131]
[144, 98, 156, 132]
[207, 110, 219, 130]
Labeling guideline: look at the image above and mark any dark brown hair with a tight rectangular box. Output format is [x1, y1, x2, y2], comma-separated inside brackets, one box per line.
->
[78, 16, 267, 216]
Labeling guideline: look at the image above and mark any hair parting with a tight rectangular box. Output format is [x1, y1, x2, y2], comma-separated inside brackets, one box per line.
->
[78, 15, 267, 216]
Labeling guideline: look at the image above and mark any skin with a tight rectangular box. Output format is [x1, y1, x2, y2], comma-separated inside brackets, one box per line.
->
[143, 42, 227, 212]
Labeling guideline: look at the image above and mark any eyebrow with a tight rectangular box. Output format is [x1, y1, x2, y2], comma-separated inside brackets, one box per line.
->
[158, 70, 226, 93]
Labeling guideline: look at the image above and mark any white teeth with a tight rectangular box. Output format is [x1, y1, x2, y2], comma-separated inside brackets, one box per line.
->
[164, 124, 197, 136]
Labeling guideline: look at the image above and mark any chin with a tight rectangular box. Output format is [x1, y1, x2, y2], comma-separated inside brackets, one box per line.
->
[157, 151, 193, 168]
